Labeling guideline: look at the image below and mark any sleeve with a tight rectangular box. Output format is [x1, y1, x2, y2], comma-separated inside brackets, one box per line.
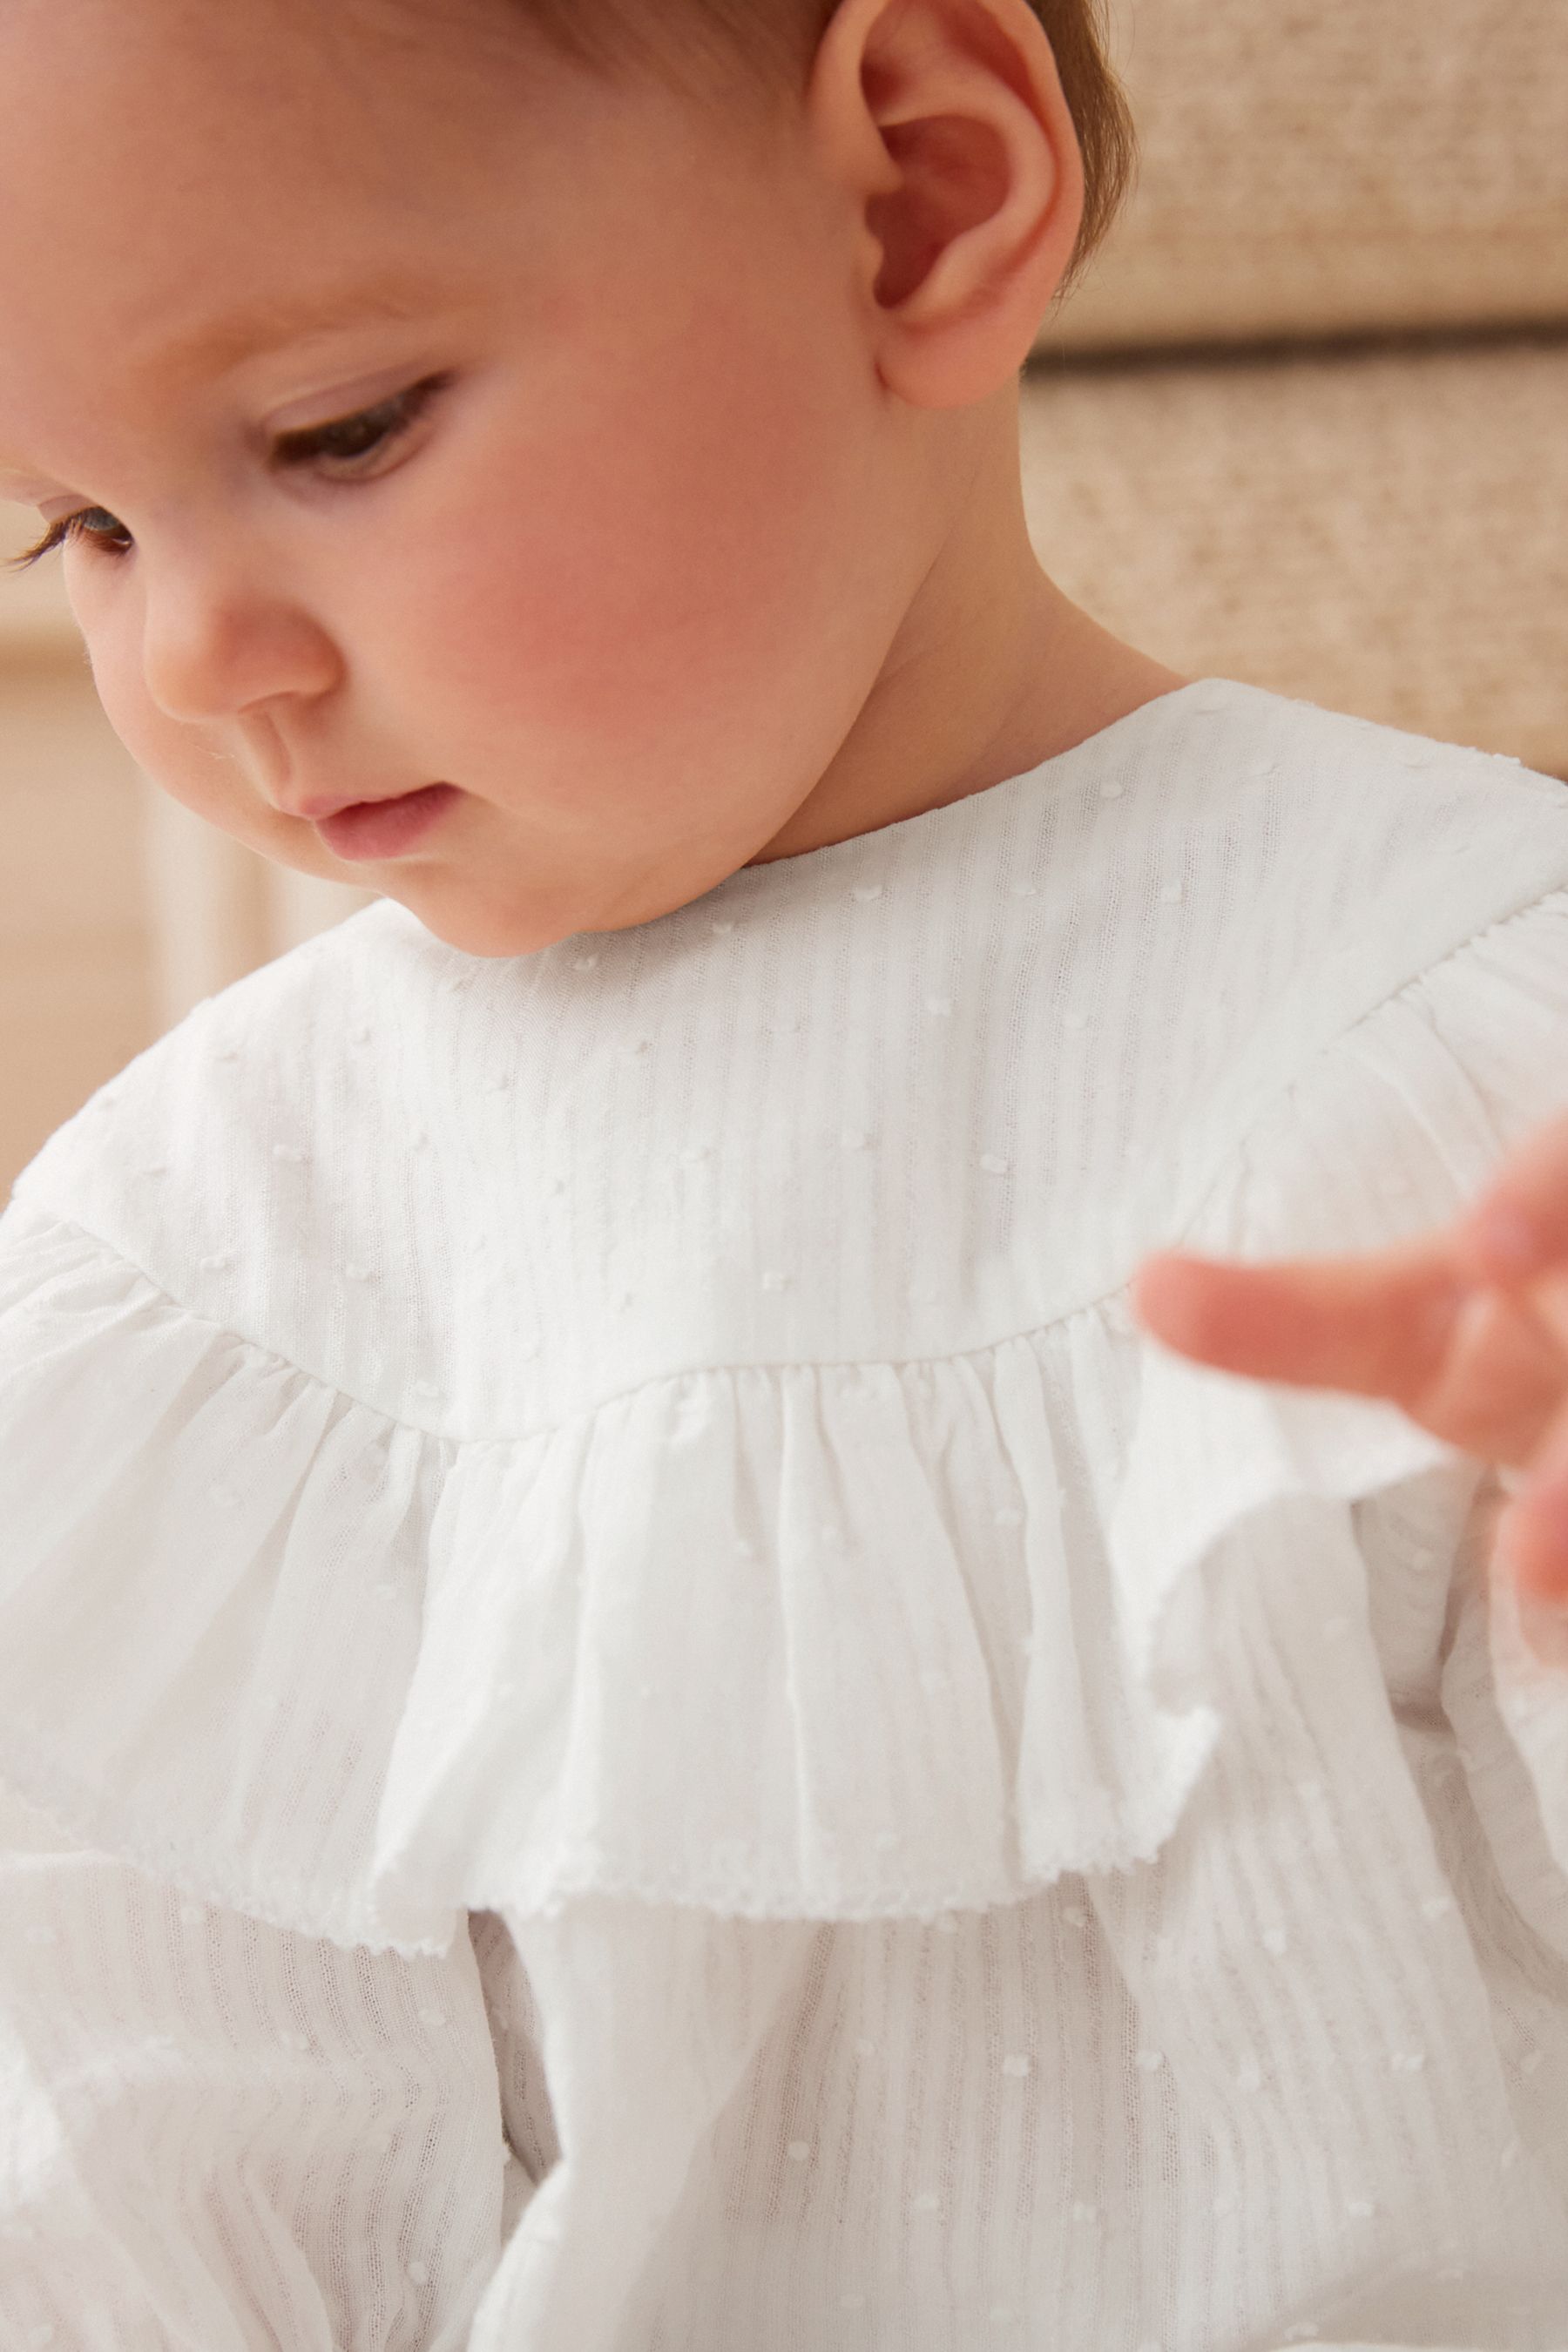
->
[0, 1779, 513, 2352]
[1127, 886, 1568, 2346]
[1342, 886, 1568, 1899]
[1131, 884, 1568, 1824]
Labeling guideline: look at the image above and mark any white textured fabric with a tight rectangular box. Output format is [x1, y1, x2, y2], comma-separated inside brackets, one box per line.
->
[3, 679, 1568, 2350]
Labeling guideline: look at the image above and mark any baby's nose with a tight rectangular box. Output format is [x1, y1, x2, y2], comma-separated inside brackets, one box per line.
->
[139, 552, 341, 727]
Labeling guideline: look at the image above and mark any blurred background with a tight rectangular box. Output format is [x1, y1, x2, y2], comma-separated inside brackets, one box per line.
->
[2, 0, 1565, 1192]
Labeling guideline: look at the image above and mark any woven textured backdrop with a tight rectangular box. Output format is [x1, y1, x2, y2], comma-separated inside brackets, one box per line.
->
[1046, 0, 1568, 348]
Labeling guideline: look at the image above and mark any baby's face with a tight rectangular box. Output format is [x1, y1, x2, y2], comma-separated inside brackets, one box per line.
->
[0, 0, 929, 955]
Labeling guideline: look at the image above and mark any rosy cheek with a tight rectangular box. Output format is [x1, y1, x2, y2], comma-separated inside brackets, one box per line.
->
[403, 314, 853, 740]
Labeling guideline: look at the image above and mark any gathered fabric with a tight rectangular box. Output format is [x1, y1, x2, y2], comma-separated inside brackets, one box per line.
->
[3, 679, 1568, 2349]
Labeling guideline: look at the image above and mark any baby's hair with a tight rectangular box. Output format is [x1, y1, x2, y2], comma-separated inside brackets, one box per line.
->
[510, 0, 1134, 290]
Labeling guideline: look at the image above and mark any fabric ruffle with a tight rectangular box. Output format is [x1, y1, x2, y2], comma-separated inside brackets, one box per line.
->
[2, 889, 1565, 1959]
[0, 1203, 1464, 1963]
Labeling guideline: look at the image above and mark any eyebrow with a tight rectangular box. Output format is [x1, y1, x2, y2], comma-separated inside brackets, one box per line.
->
[141, 276, 447, 382]
[0, 276, 453, 494]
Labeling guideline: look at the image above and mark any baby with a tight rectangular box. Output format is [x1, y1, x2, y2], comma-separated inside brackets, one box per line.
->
[0, 1, 1565, 2347]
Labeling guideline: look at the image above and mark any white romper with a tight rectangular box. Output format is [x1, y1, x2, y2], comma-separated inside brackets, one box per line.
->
[2, 679, 1567, 2352]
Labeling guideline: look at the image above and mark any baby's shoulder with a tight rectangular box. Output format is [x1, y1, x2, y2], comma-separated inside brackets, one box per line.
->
[1165, 686, 1566, 1024]
[1173, 682, 1568, 931]
[1139, 686, 1568, 1245]
[4, 894, 448, 1406]
[1103, 684, 1568, 1252]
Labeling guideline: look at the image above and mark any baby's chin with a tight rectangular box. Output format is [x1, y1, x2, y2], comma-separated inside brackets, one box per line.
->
[361, 861, 649, 963]
[264, 779, 767, 959]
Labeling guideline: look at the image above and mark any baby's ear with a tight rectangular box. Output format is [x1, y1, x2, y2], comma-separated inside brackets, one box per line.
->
[807, 0, 1084, 408]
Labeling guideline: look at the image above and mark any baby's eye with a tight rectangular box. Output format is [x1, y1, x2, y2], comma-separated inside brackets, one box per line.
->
[4, 507, 132, 569]
[3, 372, 452, 572]
[273, 373, 450, 473]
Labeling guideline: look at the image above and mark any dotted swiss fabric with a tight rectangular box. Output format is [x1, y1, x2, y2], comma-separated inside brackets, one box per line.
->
[3, 680, 1568, 2349]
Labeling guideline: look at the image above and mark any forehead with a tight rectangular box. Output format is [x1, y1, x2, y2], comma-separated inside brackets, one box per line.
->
[0, 0, 563, 451]
[0, 0, 526, 158]
[0, 0, 547, 313]
[0, 0, 783, 490]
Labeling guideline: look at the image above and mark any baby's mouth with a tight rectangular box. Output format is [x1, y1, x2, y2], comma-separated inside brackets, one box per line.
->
[311, 783, 461, 862]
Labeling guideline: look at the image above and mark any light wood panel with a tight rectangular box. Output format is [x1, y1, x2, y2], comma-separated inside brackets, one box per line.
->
[0, 657, 153, 1189]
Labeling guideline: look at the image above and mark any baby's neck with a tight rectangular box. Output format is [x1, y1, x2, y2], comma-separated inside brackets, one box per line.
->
[746, 402, 1186, 867]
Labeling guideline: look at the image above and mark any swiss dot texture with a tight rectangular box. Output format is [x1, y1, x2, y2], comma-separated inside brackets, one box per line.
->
[1, 683, 1567, 2347]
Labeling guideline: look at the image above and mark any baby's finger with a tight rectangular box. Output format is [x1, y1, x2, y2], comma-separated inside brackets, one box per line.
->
[1132, 1243, 1464, 1409]
[1459, 1105, 1568, 1286]
[1496, 1391, 1568, 1607]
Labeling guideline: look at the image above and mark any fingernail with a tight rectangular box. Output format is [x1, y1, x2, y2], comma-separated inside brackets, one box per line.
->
[1473, 1206, 1547, 1279]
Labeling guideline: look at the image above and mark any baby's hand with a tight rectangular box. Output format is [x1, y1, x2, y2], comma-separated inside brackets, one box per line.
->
[1133, 1108, 1568, 1605]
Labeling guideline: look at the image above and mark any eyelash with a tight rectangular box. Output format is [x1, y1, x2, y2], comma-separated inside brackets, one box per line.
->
[3, 372, 452, 571]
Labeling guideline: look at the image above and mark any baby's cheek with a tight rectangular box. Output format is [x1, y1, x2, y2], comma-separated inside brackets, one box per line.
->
[78, 625, 335, 874]
[406, 312, 878, 752]
[78, 626, 226, 820]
